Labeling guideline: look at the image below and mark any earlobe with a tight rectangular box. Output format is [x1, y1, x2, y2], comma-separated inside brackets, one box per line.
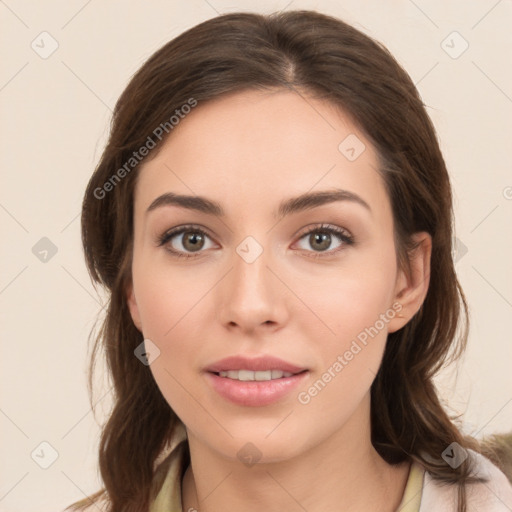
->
[126, 282, 143, 332]
[387, 232, 432, 333]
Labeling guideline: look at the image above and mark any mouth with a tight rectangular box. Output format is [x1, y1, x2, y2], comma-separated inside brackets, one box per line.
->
[205, 369, 309, 407]
[204, 355, 309, 406]
[209, 369, 309, 381]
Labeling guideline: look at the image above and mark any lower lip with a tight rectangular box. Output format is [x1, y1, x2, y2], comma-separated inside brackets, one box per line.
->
[205, 371, 309, 407]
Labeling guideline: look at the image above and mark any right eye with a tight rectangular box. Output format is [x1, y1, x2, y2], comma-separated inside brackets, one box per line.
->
[157, 225, 217, 259]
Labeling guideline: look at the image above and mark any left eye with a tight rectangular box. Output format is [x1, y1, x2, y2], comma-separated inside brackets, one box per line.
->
[294, 224, 354, 257]
[157, 223, 354, 259]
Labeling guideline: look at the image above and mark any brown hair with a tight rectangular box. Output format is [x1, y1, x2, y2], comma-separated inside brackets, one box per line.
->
[67, 9, 491, 512]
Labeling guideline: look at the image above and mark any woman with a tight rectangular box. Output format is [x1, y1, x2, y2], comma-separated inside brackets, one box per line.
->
[66, 9, 512, 512]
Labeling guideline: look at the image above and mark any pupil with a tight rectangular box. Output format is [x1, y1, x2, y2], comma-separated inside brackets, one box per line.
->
[184, 232, 203, 251]
[312, 232, 330, 250]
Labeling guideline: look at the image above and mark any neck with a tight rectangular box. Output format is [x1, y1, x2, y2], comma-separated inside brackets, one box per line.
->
[181, 394, 410, 512]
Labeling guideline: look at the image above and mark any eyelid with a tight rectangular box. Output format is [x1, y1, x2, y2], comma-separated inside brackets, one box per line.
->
[295, 223, 353, 240]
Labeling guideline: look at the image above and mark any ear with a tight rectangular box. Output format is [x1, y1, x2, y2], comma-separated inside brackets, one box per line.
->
[387, 232, 432, 333]
[126, 280, 143, 332]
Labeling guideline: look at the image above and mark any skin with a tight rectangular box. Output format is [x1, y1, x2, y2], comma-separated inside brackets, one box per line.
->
[127, 89, 431, 512]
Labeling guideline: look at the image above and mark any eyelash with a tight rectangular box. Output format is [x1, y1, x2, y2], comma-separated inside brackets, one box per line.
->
[156, 223, 355, 260]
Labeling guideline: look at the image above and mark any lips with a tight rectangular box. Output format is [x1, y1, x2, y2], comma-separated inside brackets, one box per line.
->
[205, 370, 309, 406]
[205, 355, 307, 374]
[204, 355, 309, 406]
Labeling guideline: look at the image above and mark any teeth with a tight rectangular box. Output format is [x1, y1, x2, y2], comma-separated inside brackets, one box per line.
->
[217, 369, 294, 381]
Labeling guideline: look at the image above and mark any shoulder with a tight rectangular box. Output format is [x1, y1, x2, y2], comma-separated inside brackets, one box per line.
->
[420, 449, 512, 511]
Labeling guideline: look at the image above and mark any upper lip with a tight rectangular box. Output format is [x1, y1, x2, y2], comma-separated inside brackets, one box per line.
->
[205, 355, 307, 374]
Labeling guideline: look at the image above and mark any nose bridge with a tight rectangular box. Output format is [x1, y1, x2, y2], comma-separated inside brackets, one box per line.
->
[219, 233, 285, 329]
[231, 234, 272, 303]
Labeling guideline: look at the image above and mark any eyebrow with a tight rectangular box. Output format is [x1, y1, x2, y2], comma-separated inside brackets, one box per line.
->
[146, 188, 371, 219]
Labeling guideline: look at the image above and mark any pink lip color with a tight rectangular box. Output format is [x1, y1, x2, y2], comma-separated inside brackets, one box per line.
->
[204, 371, 309, 407]
[205, 355, 306, 374]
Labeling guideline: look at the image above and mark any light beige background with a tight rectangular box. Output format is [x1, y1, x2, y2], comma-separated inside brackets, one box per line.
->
[0, 0, 511, 510]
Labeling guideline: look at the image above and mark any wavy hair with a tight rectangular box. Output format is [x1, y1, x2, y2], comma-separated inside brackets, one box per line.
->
[67, 10, 489, 512]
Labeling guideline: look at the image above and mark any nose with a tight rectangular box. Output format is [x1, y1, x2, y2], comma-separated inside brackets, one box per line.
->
[216, 242, 289, 333]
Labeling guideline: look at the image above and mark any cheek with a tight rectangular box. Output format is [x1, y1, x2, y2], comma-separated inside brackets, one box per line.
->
[131, 260, 212, 411]
[332, 277, 396, 342]
[297, 250, 397, 409]
[133, 256, 209, 340]
[304, 253, 398, 345]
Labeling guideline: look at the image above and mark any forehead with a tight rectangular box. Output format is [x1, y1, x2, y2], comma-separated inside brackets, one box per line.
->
[134, 89, 389, 220]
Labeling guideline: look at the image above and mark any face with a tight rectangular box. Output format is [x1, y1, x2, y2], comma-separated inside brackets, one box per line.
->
[127, 89, 428, 463]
